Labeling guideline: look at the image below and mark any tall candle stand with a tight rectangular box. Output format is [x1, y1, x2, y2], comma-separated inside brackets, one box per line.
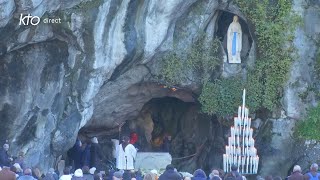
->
[223, 89, 259, 174]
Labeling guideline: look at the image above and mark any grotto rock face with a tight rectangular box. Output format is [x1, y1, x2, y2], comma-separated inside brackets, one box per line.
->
[261, 0, 320, 176]
[0, 0, 319, 176]
[283, 0, 320, 119]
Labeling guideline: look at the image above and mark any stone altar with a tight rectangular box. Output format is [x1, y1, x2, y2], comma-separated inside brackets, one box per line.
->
[134, 152, 172, 170]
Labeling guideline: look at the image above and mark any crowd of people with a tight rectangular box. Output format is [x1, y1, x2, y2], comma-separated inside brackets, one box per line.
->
[67, 137, 104, 170]
[1, 137, 320, 180]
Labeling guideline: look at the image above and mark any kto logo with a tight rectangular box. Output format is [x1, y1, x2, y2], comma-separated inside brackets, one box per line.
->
[19, 14, 40, 26]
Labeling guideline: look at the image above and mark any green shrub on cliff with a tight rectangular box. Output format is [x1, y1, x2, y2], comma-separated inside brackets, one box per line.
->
[296, 104, 320, 140]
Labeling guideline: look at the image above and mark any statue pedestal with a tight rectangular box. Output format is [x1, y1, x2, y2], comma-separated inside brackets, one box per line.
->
[135, 152, 172, 170]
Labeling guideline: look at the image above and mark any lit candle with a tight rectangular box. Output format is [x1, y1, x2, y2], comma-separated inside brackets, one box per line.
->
[238, 106, 241, 119]
[242, 89, 246, 119]
[251, 147, 254, 156]
[246, 137, 249, 148]
[253, 157, 257, 174]
[250, 156, 253, 174]
[237, 135, 240, 146]
[223, 154, 226, 172]
[242, 131, 245, 156]
[245, 108, 249, 119]
[241, 156, 245, 174]
[250, 138, 254, 147]
[246, 156, 249, 174]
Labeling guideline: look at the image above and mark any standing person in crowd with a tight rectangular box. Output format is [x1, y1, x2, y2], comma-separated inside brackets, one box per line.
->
[209, 169, 222, 180]
[32, 167, 43, 180]
[265, 175, 273, 180]
[161, 133, 171, 152]
[72, 169, 84, 180]
[288, 165, 303, 180]
[82, 166, 94, 180]
[193, 169, 207, 180]
[59, 168, 72, 180]
[123, 171, 132, 180]
[90, 137, 103, 170]
[19, 168, 37, 180]
[14, 152, 26, 170]
[67, 138, 83, 170]
[161, 134, 172, 152]
[74, 138, 84, 170]
[82, 141, 91, 167]
[224, 172, 236, 180]
[229, 165, 242, 180]
[143, 173, 156, 180]
[158, 164, 181, 180]
[304, 163, 320, 180]
[130, 133, 139, 147]
[48, 168, 59, 180]
[0, 143, 13, 167]
[13, 163, 23, 177]
[0, 166, 16, 180]
[44, 172, 56, 180]
[113, 171, 123, 180]
[116, 136, 137, 170]
[10, 166, 19, 179]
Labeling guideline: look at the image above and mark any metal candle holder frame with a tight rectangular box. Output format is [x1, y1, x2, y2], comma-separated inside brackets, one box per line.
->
[223, 89, 259, 174]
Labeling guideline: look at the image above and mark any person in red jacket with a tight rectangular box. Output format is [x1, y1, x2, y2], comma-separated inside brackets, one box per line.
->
[129, 132, 139, 148]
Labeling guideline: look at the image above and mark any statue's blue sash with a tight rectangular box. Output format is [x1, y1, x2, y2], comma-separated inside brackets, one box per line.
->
[232, 32, 237, 56]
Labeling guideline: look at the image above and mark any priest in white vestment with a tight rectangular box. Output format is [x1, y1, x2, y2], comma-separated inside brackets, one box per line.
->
[116, 136, 137, 170]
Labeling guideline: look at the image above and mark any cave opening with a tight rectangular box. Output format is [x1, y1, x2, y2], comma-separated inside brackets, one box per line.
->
[215, 10, 253, 61]
[72, 96, 224, 174]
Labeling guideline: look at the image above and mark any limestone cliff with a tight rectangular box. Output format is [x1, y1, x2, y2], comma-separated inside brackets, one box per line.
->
[0, 0, 319, 176]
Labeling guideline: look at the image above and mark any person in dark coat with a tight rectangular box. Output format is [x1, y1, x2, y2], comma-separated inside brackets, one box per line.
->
[0, 144, 12, 167]
[70, 139, 83, 170]
[90, 137, 103, 169]
[230, 165, 242, 180]
[82, 142, 91, 167]
[192, 169, 207, 180]
[14, 152, 26, 170]
[288, 165, 304, 180]
[82, 166, 94, 180]
[43, 173, 55, 180]
[161, 135, 172, 152]
[158, 164, 181, 180]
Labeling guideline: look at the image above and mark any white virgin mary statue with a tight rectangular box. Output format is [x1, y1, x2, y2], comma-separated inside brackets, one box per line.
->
[227, 15, 242, 63]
